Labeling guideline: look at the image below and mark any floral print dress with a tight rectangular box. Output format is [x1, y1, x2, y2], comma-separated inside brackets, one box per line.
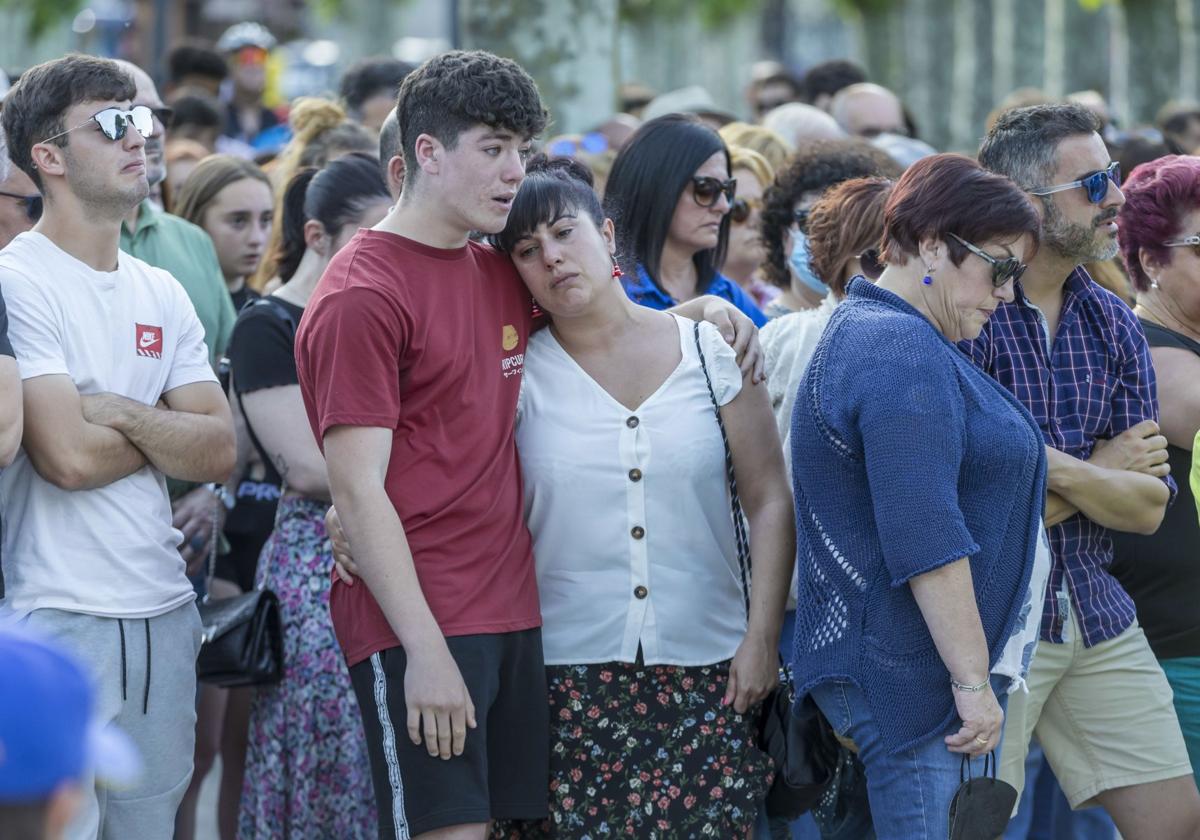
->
[237, 496, 377, 839]
[495, 658, 773, 839]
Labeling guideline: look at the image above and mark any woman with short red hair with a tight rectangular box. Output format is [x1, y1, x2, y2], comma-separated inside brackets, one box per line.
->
[1110, 154, 1200, 787]
[790, 154, 1047, 839]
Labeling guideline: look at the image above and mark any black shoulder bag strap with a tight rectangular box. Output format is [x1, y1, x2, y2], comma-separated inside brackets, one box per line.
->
[692, 320, 752, 616]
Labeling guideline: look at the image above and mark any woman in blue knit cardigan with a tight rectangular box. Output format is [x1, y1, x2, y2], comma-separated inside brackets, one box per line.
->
[790, 154, 1049, 839]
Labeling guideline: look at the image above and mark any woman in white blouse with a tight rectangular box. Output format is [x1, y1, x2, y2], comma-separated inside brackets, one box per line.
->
[490, 155, 795, 838]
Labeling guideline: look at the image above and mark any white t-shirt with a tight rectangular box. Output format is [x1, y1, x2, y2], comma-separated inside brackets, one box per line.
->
[517, 315, 747, 667]
[0, 232, 216, 619]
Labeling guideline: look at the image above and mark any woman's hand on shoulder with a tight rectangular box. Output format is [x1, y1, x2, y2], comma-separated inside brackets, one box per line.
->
[725, 632, 779, 714]
[698, 296, 765, 384]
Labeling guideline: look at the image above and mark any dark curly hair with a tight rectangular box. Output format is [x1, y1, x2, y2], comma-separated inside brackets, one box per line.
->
[3, 54, 136, 191]
[761, 138, 902, 288]
[397, 50, 547, 187]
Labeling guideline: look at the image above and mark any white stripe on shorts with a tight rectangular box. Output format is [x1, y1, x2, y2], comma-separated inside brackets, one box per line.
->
[371, 652, 410, 839]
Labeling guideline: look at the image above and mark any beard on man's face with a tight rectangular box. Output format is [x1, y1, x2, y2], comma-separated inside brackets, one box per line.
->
[1042, 199, 1120, 264]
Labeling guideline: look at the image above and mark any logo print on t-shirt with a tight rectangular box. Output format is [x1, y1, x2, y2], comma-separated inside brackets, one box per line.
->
[502, 324, 519, 352]
[136, 323, 163, 359]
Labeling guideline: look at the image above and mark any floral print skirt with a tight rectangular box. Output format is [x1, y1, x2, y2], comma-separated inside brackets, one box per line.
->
[494, 659, 773, 840]
[237, 496, 377, 839]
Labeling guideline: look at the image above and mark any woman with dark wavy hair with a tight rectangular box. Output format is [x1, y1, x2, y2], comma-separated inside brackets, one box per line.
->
[759, 139, 901, 318]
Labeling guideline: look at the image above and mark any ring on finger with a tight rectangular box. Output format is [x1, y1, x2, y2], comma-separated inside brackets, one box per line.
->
[974, 735, 989, 745]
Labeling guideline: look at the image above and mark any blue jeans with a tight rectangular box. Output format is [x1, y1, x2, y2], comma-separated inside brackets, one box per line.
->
[809, 677, 1008, 840]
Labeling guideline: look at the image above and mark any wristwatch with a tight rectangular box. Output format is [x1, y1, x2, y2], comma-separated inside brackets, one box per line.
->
[205, 482, 236, 511]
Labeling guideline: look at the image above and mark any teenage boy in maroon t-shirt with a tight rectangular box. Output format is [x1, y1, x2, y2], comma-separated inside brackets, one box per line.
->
[298, 51, 762, 840]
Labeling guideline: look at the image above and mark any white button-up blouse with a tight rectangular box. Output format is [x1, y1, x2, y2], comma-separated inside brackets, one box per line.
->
[516, 314, 748, 667]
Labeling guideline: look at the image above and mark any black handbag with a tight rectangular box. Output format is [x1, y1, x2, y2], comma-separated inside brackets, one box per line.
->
[693, 322, 840, 818]
[947, 752, 1017, 840]
[195, 365, 286, 687]
[196, 586, 283, 687]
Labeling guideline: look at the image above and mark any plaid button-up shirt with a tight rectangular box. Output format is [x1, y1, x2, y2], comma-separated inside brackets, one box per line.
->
[960, 267, 1173, 647]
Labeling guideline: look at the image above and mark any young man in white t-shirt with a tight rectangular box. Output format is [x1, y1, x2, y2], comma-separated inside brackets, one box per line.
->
[0, 55, 236, 839]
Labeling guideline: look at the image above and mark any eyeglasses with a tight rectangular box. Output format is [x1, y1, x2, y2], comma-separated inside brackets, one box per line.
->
[948, 233, 1026, 287]
[152, 107, 175, 129]
[730, 196, 762, 224]
[1164, 233, 1200, 258]
[691, 176, 736, 208]
[1029, 161, 1121, 205]
[793, 207, 809, 231]
[0, 191, 42, 222]
[41, 105, 155, 145]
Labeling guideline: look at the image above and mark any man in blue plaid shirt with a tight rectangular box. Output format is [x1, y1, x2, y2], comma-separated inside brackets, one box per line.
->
[969, 104, 1200, 838]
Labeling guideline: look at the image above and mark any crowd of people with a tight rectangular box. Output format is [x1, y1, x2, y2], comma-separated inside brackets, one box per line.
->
[0, 26, 1198, 840]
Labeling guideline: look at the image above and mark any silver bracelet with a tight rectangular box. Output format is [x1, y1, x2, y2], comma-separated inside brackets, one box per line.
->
[950, 677, 989, 693]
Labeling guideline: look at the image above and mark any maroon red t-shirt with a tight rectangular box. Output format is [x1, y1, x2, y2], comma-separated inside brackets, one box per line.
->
[295, 230, 539, 666]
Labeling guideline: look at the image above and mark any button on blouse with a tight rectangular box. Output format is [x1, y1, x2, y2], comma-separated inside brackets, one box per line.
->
[516, 315, 749, 667]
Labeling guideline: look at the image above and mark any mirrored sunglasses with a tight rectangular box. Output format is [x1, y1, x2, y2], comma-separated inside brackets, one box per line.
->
[691, 176, 737, 208]
[42, 105, 155, 145]
[948, 233, 1026, 288]
[1029, 161, 1121, 205]
[0, 191, 42, 222]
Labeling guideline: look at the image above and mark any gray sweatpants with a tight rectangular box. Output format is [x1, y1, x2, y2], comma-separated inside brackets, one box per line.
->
[23, 601, 202, 840]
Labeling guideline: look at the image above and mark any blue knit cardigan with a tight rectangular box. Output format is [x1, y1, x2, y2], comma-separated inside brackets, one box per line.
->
[790, 279, 1047, 755]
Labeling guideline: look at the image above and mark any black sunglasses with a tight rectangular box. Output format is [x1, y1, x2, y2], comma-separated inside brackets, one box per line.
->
[1029, 161, 1121, 205]
[153, 106, 175, 128]
[691, 176, 736, 208]
[793, 207, 809, 231]
[730, 196, 761, 224]
[858, 248, 884, 280]
[0, 190, 42, 222]
[948, 233, 1026, 287]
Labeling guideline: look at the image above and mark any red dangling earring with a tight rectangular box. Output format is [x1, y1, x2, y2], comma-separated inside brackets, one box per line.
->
[612, 261, 624, 279]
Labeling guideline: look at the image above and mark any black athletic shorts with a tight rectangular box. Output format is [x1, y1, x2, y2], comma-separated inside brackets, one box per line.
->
[349, 628, 549, 838]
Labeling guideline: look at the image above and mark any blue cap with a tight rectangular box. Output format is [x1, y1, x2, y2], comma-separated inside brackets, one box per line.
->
[0, 629, 140, 801]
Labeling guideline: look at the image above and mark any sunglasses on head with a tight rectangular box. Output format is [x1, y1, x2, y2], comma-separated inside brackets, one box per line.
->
[0, 191, 42, 222]
[41, 105, 155, 145]
[948, 233, 1026, 287]
[730, 196, 762, 224]
[1029, 161, 1121, 205]
[691, 176, 736, 208]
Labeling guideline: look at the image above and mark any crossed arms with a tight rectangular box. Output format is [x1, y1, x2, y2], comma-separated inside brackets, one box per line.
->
[1044, 419, 1171, 535]
[21, 373, 235, 491]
